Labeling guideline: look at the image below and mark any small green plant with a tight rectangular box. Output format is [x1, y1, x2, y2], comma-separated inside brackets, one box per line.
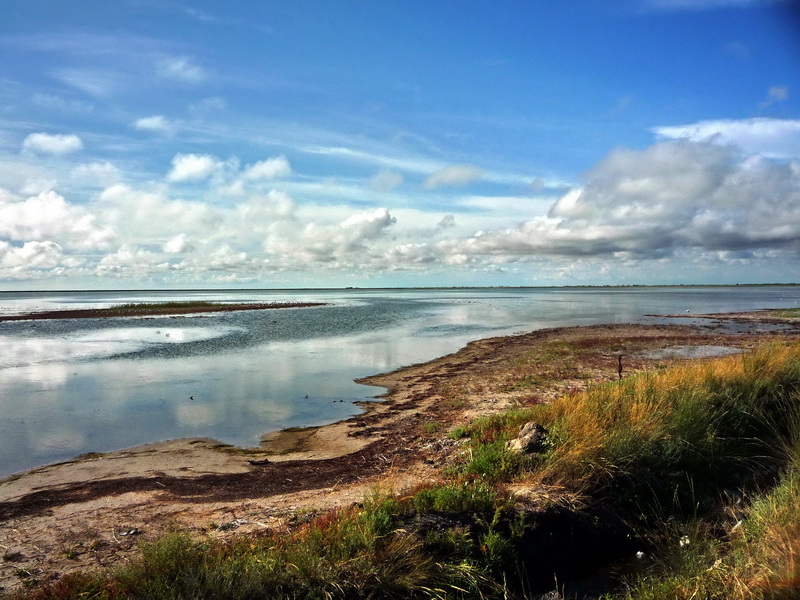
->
[421, 421, 441, 435]
[411, 481, 500, 514]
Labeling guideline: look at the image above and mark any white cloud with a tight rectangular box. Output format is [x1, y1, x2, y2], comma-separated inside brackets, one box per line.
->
[22, 133, 84, 155]
[98, 184, 219, 240]
[167, 153, 223, 182]
[0, 190, 114, 249]
[236, 190, 296, 221]
[133, 115, 175, 134]
[652, 118, 800, 158]
[266, 207, 396, 266]
[163, 234, 193, 254]
[435, 141, 800, 263]
[0, 240, 64, 270]
[156, 55, 207, 83]
[97, 245, 159, 275]
[423, 164, 483, 189]
[20, 178, 58, 196]
[243, 156, 291, 180]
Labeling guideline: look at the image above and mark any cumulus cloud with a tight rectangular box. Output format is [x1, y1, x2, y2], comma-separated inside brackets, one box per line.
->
[0, 240, 64, 270]
[0, 190, 114, 249]
[167, 153, 223, 182]
[652, 117, 800, 158]
[22, 133, 84, 155]
[243, 155, 292, 180]
[267, 207, 396, 265]
[156, 55, 206, 83]
[98, 184, 219, 239]
[133, 115, 174, 134]
[436, 140, 800, 264]
[163, 234, 193, 254]
[423, 164, 483, 189]
[97, 245, 159, 275]
[236, 190, 296, 221]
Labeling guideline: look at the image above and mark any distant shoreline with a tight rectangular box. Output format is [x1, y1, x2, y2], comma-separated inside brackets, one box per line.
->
[0, 283, 798, 294]
[0, 301, 327, 322]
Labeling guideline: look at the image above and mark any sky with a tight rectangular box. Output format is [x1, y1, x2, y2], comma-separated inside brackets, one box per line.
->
[1, 1, 799, 289]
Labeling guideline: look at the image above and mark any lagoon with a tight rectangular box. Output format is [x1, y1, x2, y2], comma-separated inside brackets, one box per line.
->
[1, 286, 799, 477]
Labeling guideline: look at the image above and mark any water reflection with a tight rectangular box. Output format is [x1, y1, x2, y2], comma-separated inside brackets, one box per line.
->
[1, 287, 799, 477]
[0, 326, 243, 369]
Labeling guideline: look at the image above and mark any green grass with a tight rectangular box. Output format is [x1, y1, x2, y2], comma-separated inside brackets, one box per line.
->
[606, 445, 800, 599]
[14, 483, 520, 600]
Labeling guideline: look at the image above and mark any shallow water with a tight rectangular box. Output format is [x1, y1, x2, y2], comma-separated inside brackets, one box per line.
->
[1, 286, 799, 477]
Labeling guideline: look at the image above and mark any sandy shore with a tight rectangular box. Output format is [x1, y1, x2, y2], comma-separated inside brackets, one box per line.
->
[1, 315, 799, 591]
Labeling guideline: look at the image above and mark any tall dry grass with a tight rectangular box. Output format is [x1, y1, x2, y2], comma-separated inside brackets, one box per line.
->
[523, 343, 800, 508]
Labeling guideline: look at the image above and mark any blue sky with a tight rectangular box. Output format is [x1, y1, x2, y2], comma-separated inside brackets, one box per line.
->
[1, 0, 799, 289]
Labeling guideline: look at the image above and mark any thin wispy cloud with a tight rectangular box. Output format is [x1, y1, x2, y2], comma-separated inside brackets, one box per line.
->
[155, 55, 207, 84]
[760, 85, 789, 108]
[423, 165, 483, 189]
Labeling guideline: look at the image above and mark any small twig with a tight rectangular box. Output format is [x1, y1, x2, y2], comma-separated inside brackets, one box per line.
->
[234, 519, 270, 529]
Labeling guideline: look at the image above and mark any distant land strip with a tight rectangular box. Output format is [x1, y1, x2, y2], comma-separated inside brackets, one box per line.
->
[0, 301, 327, 322]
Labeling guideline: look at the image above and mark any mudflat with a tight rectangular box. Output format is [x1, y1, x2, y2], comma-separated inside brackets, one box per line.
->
[1, 315, 799, 591]
[0, 301, 326, 322]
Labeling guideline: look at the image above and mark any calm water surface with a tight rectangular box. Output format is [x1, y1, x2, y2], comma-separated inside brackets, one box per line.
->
[1, 287, 799, 477]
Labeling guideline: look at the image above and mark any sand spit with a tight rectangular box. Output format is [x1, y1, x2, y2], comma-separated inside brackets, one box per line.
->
[0, 302, 326, 322]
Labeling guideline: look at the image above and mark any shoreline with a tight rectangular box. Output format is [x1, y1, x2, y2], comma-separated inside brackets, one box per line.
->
[2, 315, 800, 591]
[0, 301, 327, 322]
